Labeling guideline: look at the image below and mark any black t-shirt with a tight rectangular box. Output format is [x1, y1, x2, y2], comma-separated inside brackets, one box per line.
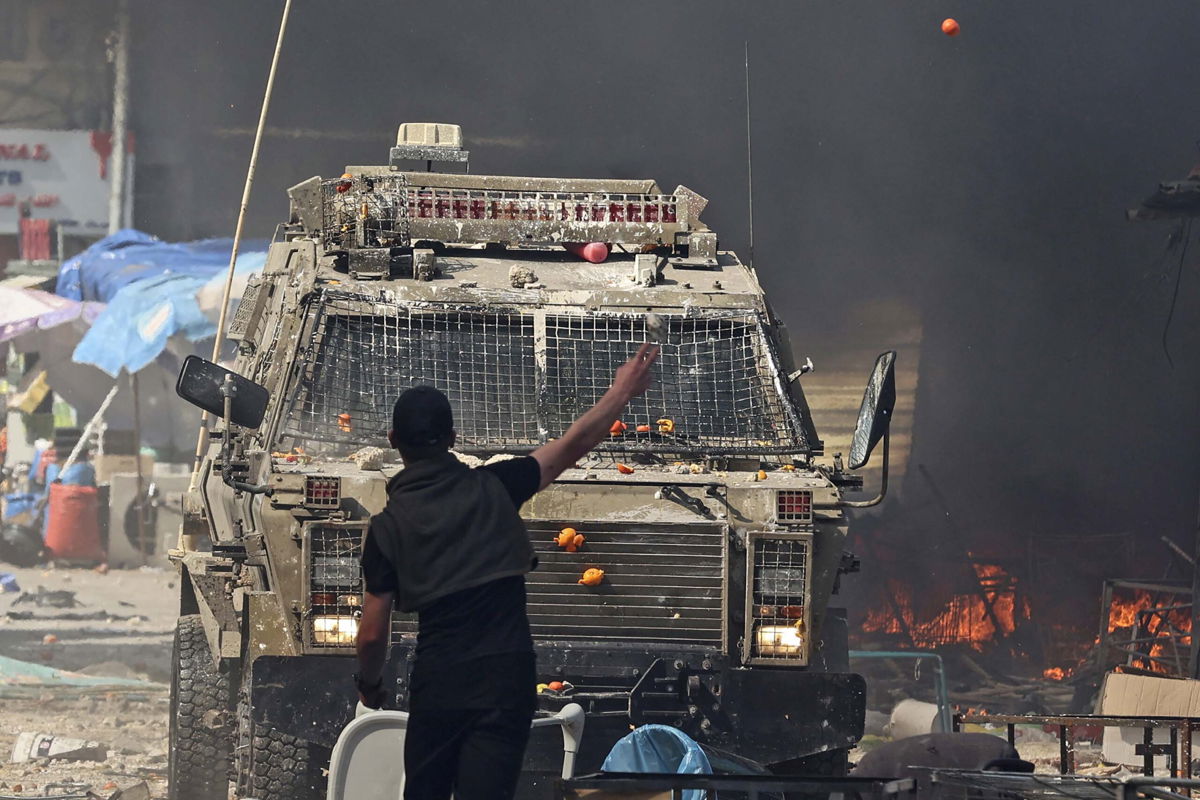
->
[360, 455, 541, 711]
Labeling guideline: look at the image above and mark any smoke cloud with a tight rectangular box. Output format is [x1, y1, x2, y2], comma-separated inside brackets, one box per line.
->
[130, 2, 1200, 612]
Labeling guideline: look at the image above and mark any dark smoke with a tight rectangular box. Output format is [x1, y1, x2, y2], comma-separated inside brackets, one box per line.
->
[130, 2, 1200, 618]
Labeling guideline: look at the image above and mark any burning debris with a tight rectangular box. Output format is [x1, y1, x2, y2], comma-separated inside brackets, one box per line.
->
[1099, 580, 1193, 676]
[862, 563, 1027, 651]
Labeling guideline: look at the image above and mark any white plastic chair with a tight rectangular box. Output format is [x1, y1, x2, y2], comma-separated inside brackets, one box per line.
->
[326, 702, 586, 800]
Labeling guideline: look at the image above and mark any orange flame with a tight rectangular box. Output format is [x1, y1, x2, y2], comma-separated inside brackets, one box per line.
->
[862, 564, 1026, 651]
[1043, 667, 1068, 680]
[1107, 589, 1192, 674]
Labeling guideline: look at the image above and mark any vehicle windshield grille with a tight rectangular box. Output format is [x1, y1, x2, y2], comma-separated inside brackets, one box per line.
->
[280, 290, 808, 456]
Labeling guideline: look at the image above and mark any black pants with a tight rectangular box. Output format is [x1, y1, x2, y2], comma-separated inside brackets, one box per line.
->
[403, 707, 533, 800]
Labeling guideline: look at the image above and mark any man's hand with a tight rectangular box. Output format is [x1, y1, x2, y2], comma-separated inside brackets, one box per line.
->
[610, 343, 660, 403]
[532, 342, 661, 490]
[355, 590, 394, 709]
[358, 680, 389, 710]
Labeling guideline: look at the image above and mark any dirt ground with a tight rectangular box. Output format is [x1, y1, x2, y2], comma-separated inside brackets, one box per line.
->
[0, 564, 175, 800]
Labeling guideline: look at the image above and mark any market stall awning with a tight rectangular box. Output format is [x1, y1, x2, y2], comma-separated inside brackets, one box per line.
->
[0, 286, 102, 343]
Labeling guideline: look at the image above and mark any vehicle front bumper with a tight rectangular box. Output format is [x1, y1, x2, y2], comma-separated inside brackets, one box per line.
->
[248, 639, 864, 769]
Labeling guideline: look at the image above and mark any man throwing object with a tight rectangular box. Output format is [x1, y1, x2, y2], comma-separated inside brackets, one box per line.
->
[355, 343, 660, 800]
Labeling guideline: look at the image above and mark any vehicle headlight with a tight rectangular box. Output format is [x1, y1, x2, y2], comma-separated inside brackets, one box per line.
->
[306, 523, 366, 648]
[312, 615, 359, 646]
[746, 533, 812, 664]
[754, 623, 806, 657]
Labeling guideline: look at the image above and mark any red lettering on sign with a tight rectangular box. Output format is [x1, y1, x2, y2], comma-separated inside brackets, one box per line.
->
[30, 194, 59, 208]
[0, 143, 51, 160]
[89, 131, 112, 179]
[0, 143, 51, 161]
[0, 193, 15, 207]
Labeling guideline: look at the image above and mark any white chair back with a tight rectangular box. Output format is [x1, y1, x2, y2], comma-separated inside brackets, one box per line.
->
[325, 702, 586, 800]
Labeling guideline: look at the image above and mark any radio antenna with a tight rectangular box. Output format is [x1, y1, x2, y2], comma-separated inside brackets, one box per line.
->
[744, 41, 755, 268]
[189, 0, 294, 487]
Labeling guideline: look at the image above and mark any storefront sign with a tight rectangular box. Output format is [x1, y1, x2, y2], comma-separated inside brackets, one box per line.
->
[0, 129, 132, 235]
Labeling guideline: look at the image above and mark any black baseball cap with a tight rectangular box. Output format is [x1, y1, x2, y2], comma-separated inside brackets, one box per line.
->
[391, 386, 454, 447]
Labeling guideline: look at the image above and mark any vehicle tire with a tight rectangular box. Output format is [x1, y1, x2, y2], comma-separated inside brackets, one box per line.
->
[245, 723, 329, 800]
[168, 615, 233, 800]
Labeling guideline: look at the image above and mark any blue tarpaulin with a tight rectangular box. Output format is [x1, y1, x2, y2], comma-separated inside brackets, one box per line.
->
[56, 229, 267, 376]
[602, 725, 712, 800]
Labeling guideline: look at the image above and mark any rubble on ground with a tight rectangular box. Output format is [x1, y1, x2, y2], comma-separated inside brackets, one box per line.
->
[0, 565, 173, 798]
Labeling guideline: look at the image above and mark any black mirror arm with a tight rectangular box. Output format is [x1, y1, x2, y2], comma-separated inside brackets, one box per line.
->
[218, 375, 273, 497]
[839, 429, 889, 509]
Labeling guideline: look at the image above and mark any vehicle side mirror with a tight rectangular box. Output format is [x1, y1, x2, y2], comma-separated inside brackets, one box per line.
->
[175, 355, 270, 430]
[847, 351, 897, 470]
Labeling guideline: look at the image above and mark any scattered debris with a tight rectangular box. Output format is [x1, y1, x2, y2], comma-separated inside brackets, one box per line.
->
[75, 662, 149, 682]
[645, 312, 666, 343]
[6, 611, 145, 623]
[0, 568, 173, 796]
[0, 654, 161, 694]
[107, 781, 150, 800]
[13, 588, 79, 609]
[348, 446, 389, 470]
[11, 733, 107, 764]
[508, 265, 537, 288]
[0, 574, 18, 593]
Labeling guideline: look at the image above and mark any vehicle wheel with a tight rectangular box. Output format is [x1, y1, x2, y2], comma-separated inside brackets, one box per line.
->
[168, 615, 233, 800]
[244, 722, 328, 800]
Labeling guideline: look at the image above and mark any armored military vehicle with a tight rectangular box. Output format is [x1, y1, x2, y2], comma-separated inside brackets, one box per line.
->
[170, 123, 896, 800]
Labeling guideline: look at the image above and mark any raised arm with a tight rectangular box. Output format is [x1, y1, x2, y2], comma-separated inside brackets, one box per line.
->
[532, 343, 659, 491]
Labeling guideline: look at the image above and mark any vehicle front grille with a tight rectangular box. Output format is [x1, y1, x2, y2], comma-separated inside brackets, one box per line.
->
[526, 520, 725, 645]
[387, 520, 727, 647]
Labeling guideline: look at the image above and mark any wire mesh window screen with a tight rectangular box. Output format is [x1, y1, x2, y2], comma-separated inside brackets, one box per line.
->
[753, 538, 810, 605]
[282, 293, 539, 450]
[544, 314, 806, 454]
[281, 292, 807, 455]
[309, 526, 363, 590]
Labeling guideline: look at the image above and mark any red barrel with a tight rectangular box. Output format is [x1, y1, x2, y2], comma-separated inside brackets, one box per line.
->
[44, 483, 104, 562]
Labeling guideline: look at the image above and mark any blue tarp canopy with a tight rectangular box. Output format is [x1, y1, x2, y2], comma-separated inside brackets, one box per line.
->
[55, 229, 267, 376]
